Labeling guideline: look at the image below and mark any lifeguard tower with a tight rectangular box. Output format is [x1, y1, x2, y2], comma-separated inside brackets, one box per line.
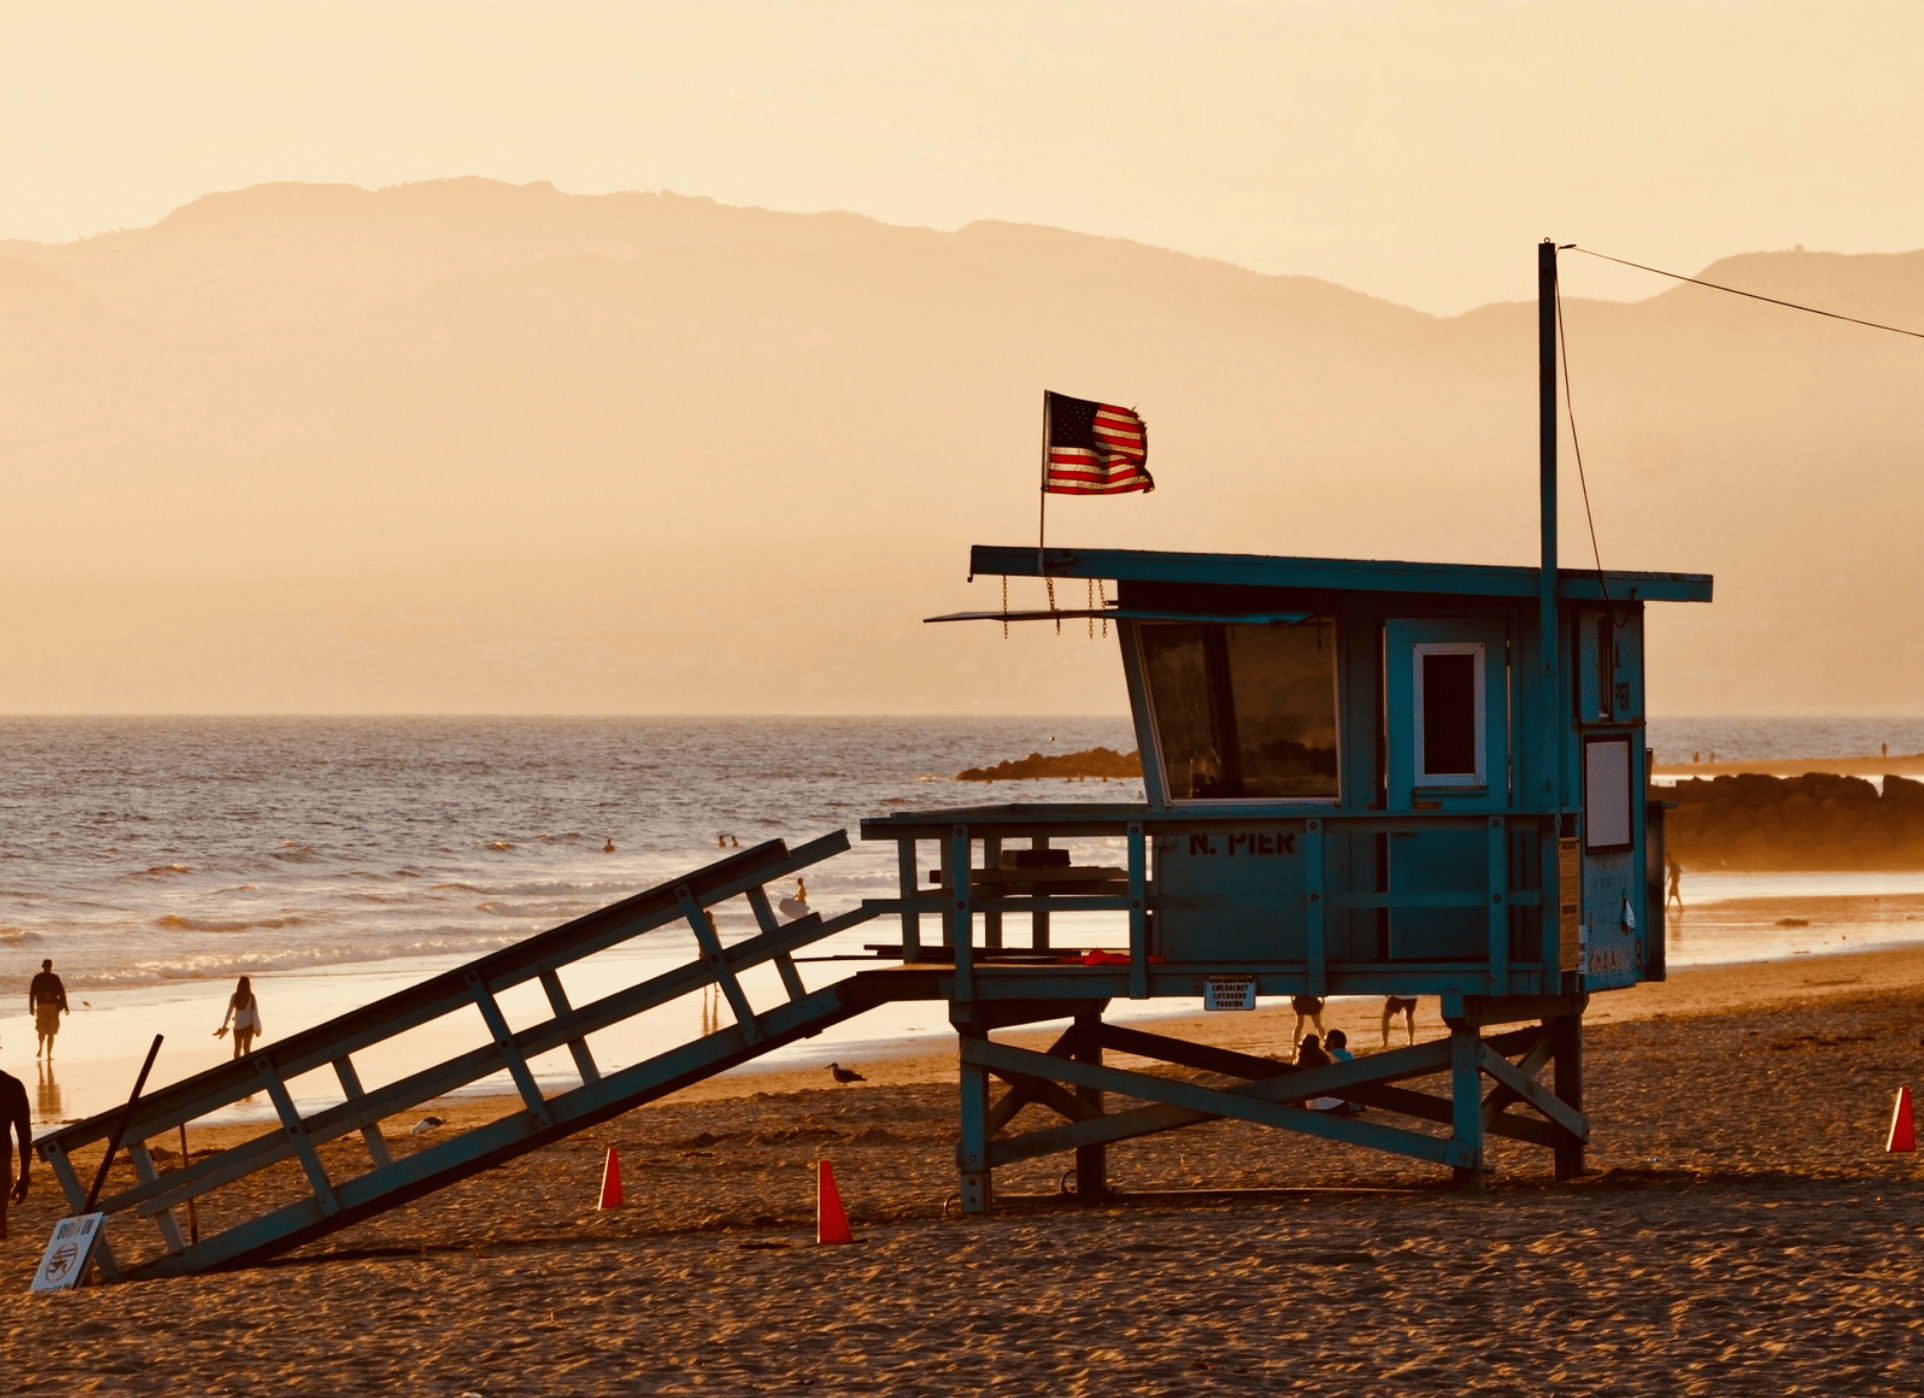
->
[865, 534, 1708, 1206]
[36, 244, 1710, 1280]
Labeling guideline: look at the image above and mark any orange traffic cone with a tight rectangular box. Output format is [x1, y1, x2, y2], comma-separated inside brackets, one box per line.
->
[817, 1159, 853, 1245]
[599, 1146, 625, 1208]
[1887, 1088, 1915, 1154]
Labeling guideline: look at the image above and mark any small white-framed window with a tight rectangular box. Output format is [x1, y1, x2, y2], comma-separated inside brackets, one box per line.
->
[1413, 641, 1485, 787]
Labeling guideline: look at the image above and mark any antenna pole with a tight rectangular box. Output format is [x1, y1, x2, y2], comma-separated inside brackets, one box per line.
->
[1538, 239, 1560, 806]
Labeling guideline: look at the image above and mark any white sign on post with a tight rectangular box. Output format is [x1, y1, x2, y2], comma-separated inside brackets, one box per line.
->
[1203, 975, 1257, 1012]
[31, 1213, 106, 1294]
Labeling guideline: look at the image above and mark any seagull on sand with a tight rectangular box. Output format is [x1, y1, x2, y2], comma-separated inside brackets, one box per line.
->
[410, 1115, 447, 1136]
[828, 1063, 867, 1086]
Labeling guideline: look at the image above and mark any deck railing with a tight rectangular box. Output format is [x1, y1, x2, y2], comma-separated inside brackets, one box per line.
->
[860, 807, 1554, 1000]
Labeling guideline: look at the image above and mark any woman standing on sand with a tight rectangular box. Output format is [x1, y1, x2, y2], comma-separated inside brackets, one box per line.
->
[216, 976, 264, 1058]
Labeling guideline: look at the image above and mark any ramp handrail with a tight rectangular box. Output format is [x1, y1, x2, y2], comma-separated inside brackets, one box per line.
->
[37, 831, 876, 1279]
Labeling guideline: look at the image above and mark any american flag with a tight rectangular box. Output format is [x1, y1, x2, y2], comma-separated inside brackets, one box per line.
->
[1044, 392, 1152, 494]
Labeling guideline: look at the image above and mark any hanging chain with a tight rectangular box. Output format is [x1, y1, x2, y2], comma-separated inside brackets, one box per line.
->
[1087, 578, 1095, 638]
[1001, 575, 1009, 641]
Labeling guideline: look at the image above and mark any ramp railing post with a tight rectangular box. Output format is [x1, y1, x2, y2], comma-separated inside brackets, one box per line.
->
[466, 971, 555, 1129]
[744, 887, 810, 1001]
[679, 884, 763, 1042]
[536, 970, 601, 1086]
[125, 1141, 188, 1255]
[258, 1059, 342, 1216]
[331, 1055, 395, 1168]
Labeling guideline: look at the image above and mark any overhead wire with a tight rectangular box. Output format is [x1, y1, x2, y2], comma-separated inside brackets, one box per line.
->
[1556, 243, 1924, 623]
[1567, 246, 1924, 341]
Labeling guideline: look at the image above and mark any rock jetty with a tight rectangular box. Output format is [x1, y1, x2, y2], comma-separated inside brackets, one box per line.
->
[1664, 771, 1924, 870]
[956, 746, 1143, 783]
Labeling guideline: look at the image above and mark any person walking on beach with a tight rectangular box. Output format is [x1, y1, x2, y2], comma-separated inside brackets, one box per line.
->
[1381, 995, 1417, 1047]
[216, 976, 264, 1058]
[1666, 853, 1684, 912]
[29, 959, 67, 1059]
[0, 1068, 30, 1241]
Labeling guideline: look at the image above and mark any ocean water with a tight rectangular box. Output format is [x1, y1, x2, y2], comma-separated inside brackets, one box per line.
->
[1647, 716, 1924, 765]
[0, 716, 1144, 989]
[3, 715, 1920, 1126]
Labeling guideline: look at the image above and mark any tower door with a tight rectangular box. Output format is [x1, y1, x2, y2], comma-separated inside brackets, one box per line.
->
[1383, 618, 1510, 959]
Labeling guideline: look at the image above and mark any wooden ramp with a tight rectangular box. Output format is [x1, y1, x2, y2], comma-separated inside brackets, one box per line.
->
[36, 833, 884, 1280]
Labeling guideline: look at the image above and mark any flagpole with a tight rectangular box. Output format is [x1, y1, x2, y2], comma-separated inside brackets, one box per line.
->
[1037, 391, 1050, 575]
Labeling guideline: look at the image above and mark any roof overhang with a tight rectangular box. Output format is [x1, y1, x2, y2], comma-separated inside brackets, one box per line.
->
[969, 545, 1713, 604]
[926, 607, 1314, 626]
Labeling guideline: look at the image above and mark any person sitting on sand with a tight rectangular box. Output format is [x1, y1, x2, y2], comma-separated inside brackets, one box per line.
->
[1323, 1029, 1362, 1115]
[0, 1068, 30, 1241]
[29, 959, 67, 1060]
[216, 976, 264, 1058]
[1296, 1033, 1353, 1113]
[1290, 996, 1325, 1057]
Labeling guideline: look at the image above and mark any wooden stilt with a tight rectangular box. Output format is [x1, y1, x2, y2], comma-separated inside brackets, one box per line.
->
[1552, 1013, 1586, 1180]
[1072, 1012, 1107, 1199]
[957, 1028, 992, 1214]
[1450, 1024, 1487, 1191]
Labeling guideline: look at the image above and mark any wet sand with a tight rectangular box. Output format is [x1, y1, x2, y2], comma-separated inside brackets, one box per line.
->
[5, 947, 1924, 1393]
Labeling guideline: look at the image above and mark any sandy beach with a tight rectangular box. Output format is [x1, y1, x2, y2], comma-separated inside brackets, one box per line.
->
[2, 945, 1920, 1394]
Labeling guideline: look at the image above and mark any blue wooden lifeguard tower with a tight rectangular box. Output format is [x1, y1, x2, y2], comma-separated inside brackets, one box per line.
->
[37, 243, 1711, 1279]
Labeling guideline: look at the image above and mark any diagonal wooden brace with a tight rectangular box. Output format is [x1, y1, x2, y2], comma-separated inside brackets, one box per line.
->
[1481, 1026, 1552, 1127]
[1478, 1040, 1588, 1142]
[968, 1038, 1471, 1169]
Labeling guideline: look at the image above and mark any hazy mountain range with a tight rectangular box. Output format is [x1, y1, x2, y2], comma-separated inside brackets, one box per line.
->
[3, 178, 1920, 715]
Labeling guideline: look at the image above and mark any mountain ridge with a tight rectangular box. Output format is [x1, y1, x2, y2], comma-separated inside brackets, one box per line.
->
[1, 179, 1918, 714]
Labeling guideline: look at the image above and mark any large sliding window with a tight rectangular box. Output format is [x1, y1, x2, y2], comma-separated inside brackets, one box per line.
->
[1139, 621, 1339, 801]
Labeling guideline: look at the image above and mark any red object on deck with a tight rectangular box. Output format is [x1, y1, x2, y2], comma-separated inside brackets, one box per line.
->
[817, 1159, 853, 1244]
[598, 1146, 625, 1208]
[1887, 1088, 1915, 1154]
